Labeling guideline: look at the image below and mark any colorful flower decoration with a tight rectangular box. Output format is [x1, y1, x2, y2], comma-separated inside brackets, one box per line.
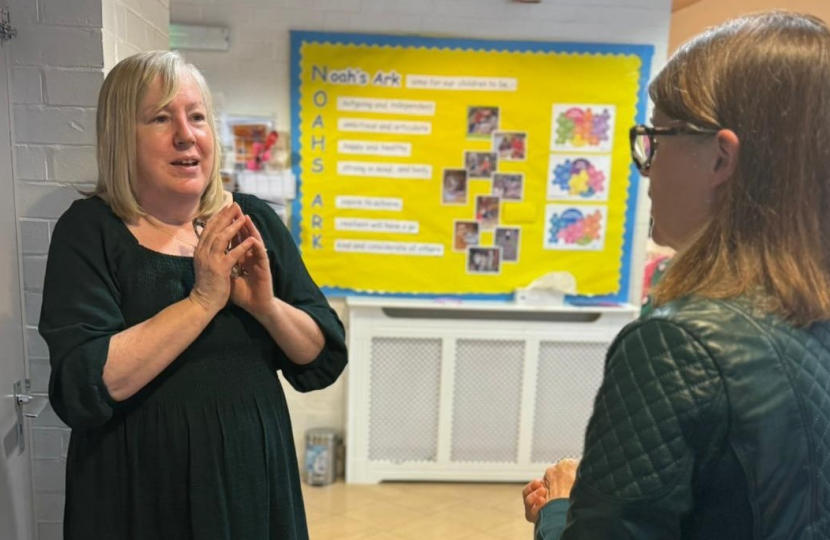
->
[549, 208, 604, 246]
[554, 107, 612, 148]
[552, 158, 606, 198]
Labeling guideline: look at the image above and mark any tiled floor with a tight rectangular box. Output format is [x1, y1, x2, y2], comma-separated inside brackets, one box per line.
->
[301, 481, 535, 540]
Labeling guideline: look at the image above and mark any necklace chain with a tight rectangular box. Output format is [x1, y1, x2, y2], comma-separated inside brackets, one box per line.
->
[143, 215, 199, 248]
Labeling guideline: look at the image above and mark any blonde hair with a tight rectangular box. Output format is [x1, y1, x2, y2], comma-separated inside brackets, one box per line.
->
[650, 11, 830, 326]
[92, 50, 224, 221]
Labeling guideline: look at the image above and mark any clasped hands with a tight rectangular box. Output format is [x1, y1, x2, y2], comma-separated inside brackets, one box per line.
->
[188, 202, 274, 318]
[522, 458, 579, 524]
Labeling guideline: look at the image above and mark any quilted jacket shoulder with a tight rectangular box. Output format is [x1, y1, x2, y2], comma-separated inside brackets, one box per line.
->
[661, 297, 830, 539]
[537, 296, 830, 540]
[578, 299, 724, 500]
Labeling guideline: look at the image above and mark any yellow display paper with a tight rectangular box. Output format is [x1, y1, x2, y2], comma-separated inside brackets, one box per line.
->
[290, 32, 652, 300]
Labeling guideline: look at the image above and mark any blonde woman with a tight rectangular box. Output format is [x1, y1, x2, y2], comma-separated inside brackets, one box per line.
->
[39, 51, 347, 539]
[524, 12, 830, 539]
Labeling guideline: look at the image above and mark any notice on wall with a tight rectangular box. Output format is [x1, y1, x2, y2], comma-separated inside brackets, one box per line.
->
[290, 32, 653, 301]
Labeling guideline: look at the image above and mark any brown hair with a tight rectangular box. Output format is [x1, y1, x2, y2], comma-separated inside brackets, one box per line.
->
[91, 50, 225, 221]
[650, 11, 830, 326]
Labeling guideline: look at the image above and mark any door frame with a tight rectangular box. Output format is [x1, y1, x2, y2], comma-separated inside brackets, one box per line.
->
[0, 2, 37, 538]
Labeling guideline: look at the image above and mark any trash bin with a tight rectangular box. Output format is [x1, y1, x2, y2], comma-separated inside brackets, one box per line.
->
[305, 428, 338, 486]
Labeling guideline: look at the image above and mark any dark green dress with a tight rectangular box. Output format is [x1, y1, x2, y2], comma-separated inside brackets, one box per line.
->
[39, 193, 348, 540]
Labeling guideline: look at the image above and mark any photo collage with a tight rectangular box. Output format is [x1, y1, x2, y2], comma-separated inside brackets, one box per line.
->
[444, 106, 526, 275]
[544, 104, 616, 252]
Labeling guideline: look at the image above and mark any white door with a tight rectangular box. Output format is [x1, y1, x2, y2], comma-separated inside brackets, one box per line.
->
[0, 0, 36, 537]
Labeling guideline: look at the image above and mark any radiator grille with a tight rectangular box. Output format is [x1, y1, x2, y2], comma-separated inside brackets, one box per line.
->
[451, 339, 525, 463]
[368, 337, 442, 462]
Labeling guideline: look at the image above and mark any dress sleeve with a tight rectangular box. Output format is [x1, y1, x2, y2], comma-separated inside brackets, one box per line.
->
[38, 201, 126, 430]
[536, 318, 727, 540]
[246, 196, 347, 392]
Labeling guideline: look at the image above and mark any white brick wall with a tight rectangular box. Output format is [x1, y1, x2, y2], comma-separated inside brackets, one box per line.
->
[20, 220, 50, 254]
[41, 0, 102, 27]
[14, 106, 97, 145]
[12, 25, 104, 67]
[10, 67, 43, 105]
[43, 68, 102, 107]
[102, 0, 170, 70]
[169, 0, 671, 470]
[8, 1, 169, 537]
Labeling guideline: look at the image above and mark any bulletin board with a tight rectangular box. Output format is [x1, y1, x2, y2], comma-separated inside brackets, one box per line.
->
[290, 31, 653, 302]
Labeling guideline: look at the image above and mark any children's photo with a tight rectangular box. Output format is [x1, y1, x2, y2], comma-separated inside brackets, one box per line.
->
[467, 246, 502, 274]
[453, 220, 480, 252]
[492, 173, 524, 201]
[475, 195, 500, 230]
[467, 106, 500, 138]
[442, 169, 469, 205]
[465, 151, 497, 179]
[493, 131, 527, 161]
[494, 227, 521, 262]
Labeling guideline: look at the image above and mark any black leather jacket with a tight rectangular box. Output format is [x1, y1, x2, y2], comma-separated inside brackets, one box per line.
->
[537, 296, 830, 539]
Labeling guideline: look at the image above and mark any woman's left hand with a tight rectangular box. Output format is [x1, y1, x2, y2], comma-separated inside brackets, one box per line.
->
[543, 458, 579, 499]
[522, 458, 580, 523]
[229, 217, 275, 318]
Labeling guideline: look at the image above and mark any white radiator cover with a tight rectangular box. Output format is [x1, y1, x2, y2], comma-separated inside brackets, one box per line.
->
[345, 298, 639, 484]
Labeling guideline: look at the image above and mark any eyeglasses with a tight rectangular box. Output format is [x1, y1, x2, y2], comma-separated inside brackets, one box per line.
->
[629, 124, 719, 174]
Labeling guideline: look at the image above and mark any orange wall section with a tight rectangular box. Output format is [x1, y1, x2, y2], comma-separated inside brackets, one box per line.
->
[670, 0, 830, 52]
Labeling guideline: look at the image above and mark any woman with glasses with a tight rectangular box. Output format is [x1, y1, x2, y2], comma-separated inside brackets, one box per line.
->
[523, 11, 830, 539]
[38, 51, 347, 539]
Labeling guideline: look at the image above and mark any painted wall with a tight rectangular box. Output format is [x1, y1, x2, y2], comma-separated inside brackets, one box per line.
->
[670, 0, 829, 51]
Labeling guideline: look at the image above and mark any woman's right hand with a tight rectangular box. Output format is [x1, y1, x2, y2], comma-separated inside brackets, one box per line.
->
[523, 479, 547, 523]
[189, 203, 256, 314]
